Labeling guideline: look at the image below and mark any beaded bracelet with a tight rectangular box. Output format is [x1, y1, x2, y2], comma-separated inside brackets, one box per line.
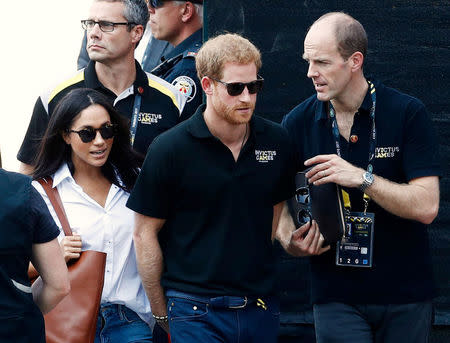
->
[152, 314, 168, 322]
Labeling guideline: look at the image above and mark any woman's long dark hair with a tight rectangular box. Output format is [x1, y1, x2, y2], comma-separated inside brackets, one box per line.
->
[32, 88, 143, 192]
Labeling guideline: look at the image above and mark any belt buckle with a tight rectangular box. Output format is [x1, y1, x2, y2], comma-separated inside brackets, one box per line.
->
[229, 296, 248, 309]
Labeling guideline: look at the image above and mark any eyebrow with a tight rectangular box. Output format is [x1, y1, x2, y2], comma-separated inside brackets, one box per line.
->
[303, 55, 330, 62]
[78, 122, 111, 129]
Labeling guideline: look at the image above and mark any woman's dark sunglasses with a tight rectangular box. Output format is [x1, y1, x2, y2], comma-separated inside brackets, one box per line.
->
[67, 124, 118, 143]
[210, 76, 264, 96]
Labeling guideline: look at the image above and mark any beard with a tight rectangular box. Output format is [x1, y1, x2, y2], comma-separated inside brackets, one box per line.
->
[212, 96, 255, 125]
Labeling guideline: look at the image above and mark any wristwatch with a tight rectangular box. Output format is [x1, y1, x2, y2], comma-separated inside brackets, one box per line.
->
[360, 171, 374, 192]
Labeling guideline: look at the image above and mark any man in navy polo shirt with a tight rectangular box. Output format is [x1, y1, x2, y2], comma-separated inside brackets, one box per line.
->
[281, 12, 440, 343]
[128, 33, 311, 342]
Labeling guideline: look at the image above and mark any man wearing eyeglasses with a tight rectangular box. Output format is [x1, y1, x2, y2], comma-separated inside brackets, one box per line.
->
[17, 0, 186, 174]
[148, 0, 203, 122]
[128, 33, 307, 342]
[281, 12, 440, 343]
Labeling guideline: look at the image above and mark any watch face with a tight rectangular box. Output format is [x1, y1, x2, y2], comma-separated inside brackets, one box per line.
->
[364, 172, 374, 183]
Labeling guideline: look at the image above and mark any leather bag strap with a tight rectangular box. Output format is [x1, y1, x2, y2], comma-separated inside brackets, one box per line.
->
[37, 177, 73, 237]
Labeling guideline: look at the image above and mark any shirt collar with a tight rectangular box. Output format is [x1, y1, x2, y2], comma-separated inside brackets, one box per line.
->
[84, 60, 104, 91]
[187, 104, 265, 139]
[164, 29, 202, 60]
[52, 162, 125, 189]
[84, 60, 149, 97]
[52, 163, 74, 188]
[134, 61, 149, 90]
[314, 79, 376, 121]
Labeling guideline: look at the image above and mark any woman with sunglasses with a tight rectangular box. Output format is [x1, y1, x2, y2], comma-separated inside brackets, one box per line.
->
[31, 88, 154, 343]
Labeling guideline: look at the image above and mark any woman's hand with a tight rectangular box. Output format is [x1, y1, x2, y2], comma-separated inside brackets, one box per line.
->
[60, 234, 82, 263]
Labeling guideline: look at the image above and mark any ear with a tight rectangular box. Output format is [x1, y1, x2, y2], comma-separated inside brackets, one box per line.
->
[180, 2, 195, 23]
[130, 24, 144, 45]
[62, 130, 71, 145]
[349, 51, 364, 72]
[201, 76, 214, 95]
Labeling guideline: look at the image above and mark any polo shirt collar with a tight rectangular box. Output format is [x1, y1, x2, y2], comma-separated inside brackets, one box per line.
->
[188, 104, 265, 139]
[359, 79, 376, 114]
[84, 60, 149, 96]
[314, 100, 328, 122]
[314, 79, 377, 121]
[134, 61, 149, 91]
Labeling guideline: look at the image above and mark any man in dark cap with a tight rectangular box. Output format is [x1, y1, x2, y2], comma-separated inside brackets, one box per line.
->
[148, 0, 203, 121]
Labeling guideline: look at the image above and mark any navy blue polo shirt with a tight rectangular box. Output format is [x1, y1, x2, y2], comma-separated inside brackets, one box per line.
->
[127, 104, 296, 296]
[0, 169, 59, 343]
[282, 81, 441, 304]
[153, 29, 203, 122]
[18, 60, 183, 163]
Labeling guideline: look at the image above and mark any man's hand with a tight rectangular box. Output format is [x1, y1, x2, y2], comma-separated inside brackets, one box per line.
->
[305, 154, 364, 188]
[305, 154, 440, 224]
[287, 220, 330, 256]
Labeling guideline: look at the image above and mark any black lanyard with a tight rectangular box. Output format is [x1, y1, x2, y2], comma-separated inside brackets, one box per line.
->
[130, 94, 142, 147]
[329, 81, 376, 211]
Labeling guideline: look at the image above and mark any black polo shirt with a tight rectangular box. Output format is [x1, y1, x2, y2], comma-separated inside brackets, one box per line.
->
[127, 104, 296, 296]
[17, 60, 184, 162]
[282, 80, 441, 304]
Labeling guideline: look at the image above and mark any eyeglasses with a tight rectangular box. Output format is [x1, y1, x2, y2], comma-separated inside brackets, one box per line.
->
[67, 124, 118, 143]
[81, 20, 136, 32]
[209, 76, 264, 96]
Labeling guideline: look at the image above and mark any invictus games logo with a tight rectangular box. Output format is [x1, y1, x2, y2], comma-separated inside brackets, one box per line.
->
[139, 112, 162, 125]
[255, 150, 277, 163]
[375, 146, 400, 158]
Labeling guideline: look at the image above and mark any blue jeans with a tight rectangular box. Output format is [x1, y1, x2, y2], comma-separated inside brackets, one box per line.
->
[166, 289, 280, 343]
[95, 304, 152, 343]
[313, 301, 433, 343]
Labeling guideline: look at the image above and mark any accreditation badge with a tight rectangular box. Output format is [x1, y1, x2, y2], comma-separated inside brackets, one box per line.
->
[336, 212, 374, 268]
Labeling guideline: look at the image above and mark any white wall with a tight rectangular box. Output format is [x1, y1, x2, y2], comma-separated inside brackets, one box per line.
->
[0, 0, 92, 171]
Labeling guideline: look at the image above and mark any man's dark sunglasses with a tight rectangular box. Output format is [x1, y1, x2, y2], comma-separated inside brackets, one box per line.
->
[67, 124, 118, 143]
[210, 76, 264, 96]
[148, 0, 167, 8]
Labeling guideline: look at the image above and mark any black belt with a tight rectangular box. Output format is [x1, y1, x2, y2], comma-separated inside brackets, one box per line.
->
[166, 290, 263, 310]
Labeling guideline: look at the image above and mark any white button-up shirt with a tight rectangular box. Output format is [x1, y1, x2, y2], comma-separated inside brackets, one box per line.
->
[32, 163, 152, 325]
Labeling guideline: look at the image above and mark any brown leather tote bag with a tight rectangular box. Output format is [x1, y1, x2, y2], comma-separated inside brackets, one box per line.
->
[33, 178, 106, 343]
